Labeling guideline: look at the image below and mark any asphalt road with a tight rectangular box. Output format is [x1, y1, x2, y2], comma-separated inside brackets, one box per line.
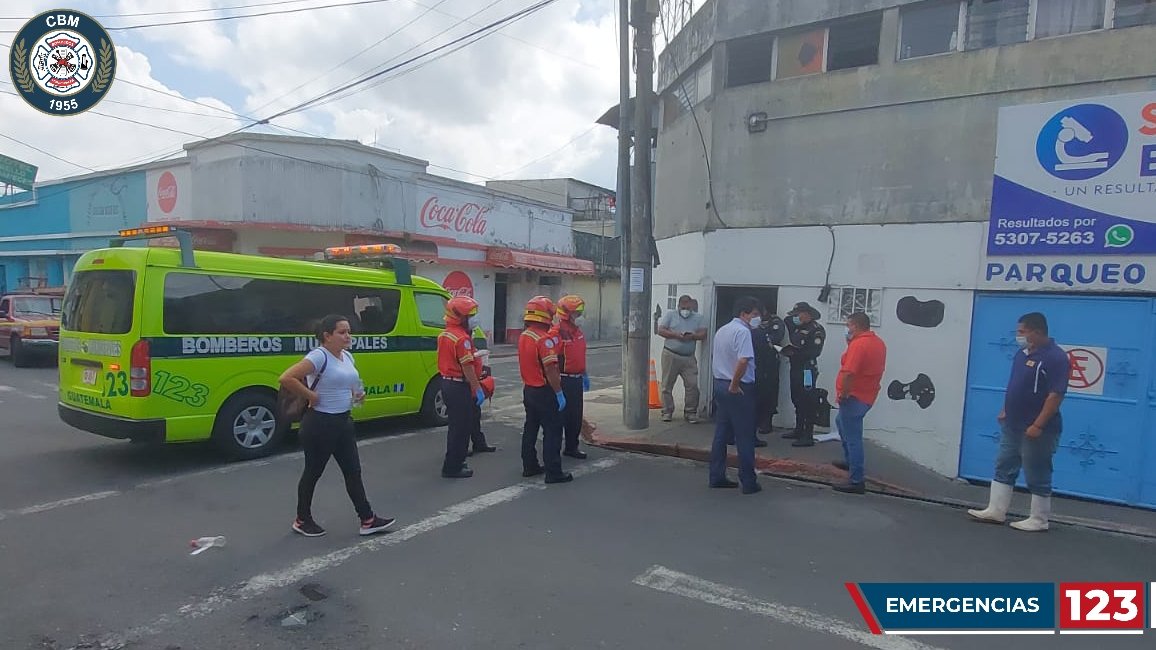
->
[2, 348, 1155, 650]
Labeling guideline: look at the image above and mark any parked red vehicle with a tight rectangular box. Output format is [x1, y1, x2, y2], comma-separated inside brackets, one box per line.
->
[0, 289, 63, 367]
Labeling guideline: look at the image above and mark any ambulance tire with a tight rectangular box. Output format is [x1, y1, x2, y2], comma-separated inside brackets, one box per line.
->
[420, 379, 450, 427]
[211, 389, 283, 460]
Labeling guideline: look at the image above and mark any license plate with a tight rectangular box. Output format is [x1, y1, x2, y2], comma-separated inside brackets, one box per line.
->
[82, 369, 98, 386]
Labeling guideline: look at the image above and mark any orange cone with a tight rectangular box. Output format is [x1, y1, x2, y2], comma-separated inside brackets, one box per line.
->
[648, 359, 662, 409]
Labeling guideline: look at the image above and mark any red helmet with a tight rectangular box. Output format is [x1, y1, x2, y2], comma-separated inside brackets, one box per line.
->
[523, 295, 555, 325]
[445, 296, 479, 324]
[556, 295, 585, 321]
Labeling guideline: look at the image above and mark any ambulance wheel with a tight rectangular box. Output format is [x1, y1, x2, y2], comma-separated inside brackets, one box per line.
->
[212, 389, 282, 460]
[420, 380, 449, 427]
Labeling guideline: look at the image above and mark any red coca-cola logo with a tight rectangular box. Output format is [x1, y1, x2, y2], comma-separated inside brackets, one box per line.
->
[420, 196, 490, 235]
[157, 171, 178, 214]
[442, 271, 474, 298]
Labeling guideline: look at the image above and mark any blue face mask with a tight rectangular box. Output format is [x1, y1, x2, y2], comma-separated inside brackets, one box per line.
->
[791, 316, 802, 326]
[845, 327, 853, 341]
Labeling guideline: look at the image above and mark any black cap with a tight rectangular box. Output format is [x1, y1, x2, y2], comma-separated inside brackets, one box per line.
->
[791, 302, 821, 319]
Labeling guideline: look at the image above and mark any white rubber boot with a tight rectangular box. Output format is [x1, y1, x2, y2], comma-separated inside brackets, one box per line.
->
[1010, 495, 1051, 532]
[967, 481, 1013, 523]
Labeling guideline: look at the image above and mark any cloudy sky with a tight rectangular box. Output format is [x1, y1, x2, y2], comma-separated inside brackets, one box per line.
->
[1, 0, 654, 190]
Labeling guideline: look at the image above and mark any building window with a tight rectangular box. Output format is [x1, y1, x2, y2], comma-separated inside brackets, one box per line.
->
[965, 0, 1030, 49]
[1035, 0, 1104, 38]
[828, 287, 882, 327]
[1114, 0, 1156, 27]
[900, 1, 963, 59]
[827, 13, 882, 70]
[725, 34, 773, 87]
[667, 285, 678, 310]
[776, 28, 826, 79]
[662, 60, 712, 127]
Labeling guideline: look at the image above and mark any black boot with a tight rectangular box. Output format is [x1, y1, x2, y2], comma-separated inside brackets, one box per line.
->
[791, 419, 815, 447]
[783, 414, 803, 439]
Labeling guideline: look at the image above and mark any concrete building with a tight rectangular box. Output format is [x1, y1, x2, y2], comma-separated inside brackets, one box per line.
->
[0, 134, 606, 343]
[486, 178, 622, 341]
[652, 0, 1156, 508]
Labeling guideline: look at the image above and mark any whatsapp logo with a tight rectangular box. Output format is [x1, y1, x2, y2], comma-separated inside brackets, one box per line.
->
[1105, 224, 1134, 248]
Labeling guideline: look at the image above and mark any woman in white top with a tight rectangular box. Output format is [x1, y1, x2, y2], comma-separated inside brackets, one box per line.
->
[279, 314, 394, 538]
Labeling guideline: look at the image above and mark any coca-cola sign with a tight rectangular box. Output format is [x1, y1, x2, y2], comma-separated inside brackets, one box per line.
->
[420, 196, 490, 235]
[442, 271, 474, 298]
[157, 171, 178, 214]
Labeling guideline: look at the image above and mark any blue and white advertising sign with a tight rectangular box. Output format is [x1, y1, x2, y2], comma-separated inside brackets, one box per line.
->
[988, 91, 1156, 256]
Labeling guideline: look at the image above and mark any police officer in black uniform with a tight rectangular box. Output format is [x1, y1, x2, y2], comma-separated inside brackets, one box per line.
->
[751, 304, 785, 445]
[782, 302, 826, 447]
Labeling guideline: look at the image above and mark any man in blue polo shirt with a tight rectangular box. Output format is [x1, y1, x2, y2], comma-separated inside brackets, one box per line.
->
[708, 296, 761, 495]
[968, 312, 1071, 532]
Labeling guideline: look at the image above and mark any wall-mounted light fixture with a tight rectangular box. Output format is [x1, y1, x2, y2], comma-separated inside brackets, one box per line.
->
[747, 112, 769, 133]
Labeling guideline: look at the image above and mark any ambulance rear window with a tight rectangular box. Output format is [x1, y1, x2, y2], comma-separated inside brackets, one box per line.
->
[61, 270, 136, 334]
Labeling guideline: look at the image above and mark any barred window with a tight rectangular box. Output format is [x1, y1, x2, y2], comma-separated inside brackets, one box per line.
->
[667, 284, 678, 310]
[828, 287, 882, 327]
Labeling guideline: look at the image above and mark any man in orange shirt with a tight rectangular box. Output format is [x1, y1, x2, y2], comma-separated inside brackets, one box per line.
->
[831, 311, 887, 494]
[518, 296, 573, 484]
[552, 295, 590, 460]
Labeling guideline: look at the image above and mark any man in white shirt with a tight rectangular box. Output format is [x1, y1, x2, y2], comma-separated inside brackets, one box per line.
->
[708, 296, 762, 495]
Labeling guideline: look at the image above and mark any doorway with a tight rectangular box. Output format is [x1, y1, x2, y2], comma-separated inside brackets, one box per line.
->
[493, 276, 509, 343]
[713, 286, 779, 331]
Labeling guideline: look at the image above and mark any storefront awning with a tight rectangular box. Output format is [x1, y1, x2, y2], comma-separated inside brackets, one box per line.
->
[485, 248, 595, 275]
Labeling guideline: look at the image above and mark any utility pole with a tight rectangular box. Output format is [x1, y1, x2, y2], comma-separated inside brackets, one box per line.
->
[617, 0, 632, 424]
[624, 0, 657, 430]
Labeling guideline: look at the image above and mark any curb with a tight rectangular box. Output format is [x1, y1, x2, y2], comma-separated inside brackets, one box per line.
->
[582, 433, 1156, 540]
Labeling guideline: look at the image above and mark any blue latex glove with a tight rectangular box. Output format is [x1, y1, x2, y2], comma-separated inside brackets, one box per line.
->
[556, 390, 567, 412]
[582, 374, 590, 392]
[475, 387, 486, 407]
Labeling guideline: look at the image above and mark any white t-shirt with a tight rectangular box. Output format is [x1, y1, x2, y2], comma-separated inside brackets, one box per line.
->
[304, 347, 361, 414]
[712, 318, 756, 384]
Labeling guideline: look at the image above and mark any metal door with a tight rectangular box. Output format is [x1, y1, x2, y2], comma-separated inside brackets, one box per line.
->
[959, 293, 1155, 508]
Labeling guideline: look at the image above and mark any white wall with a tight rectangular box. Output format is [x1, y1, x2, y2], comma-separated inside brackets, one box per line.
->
[418, 265, 498, 340]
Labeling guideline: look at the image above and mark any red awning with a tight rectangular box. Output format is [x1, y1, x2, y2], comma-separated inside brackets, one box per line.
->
[486, 248, 595, 275]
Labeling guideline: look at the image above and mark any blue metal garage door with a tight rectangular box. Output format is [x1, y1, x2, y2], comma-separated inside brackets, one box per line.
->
[960, 293, 1156, 509]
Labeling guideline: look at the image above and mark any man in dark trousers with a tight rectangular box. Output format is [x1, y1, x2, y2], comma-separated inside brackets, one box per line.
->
[751, 304, 785, 446]
[782, 302, 826, 447]
[708, 296, 762, 495]
[552, 294, 590, 460]
[518, 295, 573, 485]
[437, 296, 492, 479]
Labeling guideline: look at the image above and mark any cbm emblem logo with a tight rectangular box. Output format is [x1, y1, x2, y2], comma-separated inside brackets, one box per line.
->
[8, 9, 116, 116]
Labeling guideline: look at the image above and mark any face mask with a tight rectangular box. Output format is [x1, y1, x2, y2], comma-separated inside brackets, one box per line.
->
[573, 315, 586, 327]
[791, 316, 801, 326]
[748, 316, 762, 329]
[468, 316, 480, 331]
[1015, 335, 1028, 348]
[845, 327, 853, 341]
[679, 309, 691, 319]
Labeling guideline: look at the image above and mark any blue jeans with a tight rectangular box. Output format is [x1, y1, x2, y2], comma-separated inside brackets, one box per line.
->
[836, 396, 871, 484]
[994, 421, 1060, 497]
[710, 379, 757, 490]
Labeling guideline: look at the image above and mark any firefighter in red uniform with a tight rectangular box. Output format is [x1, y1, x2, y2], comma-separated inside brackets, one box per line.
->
[552, 295, 590, 460]
[437, 296, 494, 479]
[519, 296, 573, 484]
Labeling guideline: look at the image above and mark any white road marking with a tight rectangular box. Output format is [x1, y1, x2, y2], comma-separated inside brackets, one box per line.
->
[0, 490, 121, 521]
[632, 566, 947, 650]
[119, 457, 623, 641]
[38, 381, 59, 389]
[0, 383, 50, 399]
[0, 431, 428, 523]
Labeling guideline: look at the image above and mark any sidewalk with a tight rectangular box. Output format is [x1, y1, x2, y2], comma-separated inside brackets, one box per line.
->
[578, 386, 1156, 539]
[487, 341, 620, 359]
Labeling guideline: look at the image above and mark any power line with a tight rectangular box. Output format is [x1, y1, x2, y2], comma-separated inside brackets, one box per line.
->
[0, 0, 319, 21]
[0, 130, 97, 173]
[0, 0, 398, 33]
[493, 126, 598, 179]
[258, 0, 559, 121]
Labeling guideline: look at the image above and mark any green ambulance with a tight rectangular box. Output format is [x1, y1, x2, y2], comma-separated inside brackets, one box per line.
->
[57, 226, 452, 459]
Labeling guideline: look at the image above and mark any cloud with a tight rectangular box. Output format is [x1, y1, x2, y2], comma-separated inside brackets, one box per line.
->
[0, 0, 623, 191]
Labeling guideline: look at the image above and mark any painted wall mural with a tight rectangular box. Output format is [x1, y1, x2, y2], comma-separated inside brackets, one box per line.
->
[888, 374, 937, 409]
[896, 296, 945, 328]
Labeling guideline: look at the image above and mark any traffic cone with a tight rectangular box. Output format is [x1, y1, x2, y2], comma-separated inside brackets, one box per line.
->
[648, 359, 662, 409]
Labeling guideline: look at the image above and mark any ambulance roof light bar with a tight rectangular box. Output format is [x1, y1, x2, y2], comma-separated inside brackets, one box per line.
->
[112, 225, 196, 268]
[322, 243, 412, 285]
